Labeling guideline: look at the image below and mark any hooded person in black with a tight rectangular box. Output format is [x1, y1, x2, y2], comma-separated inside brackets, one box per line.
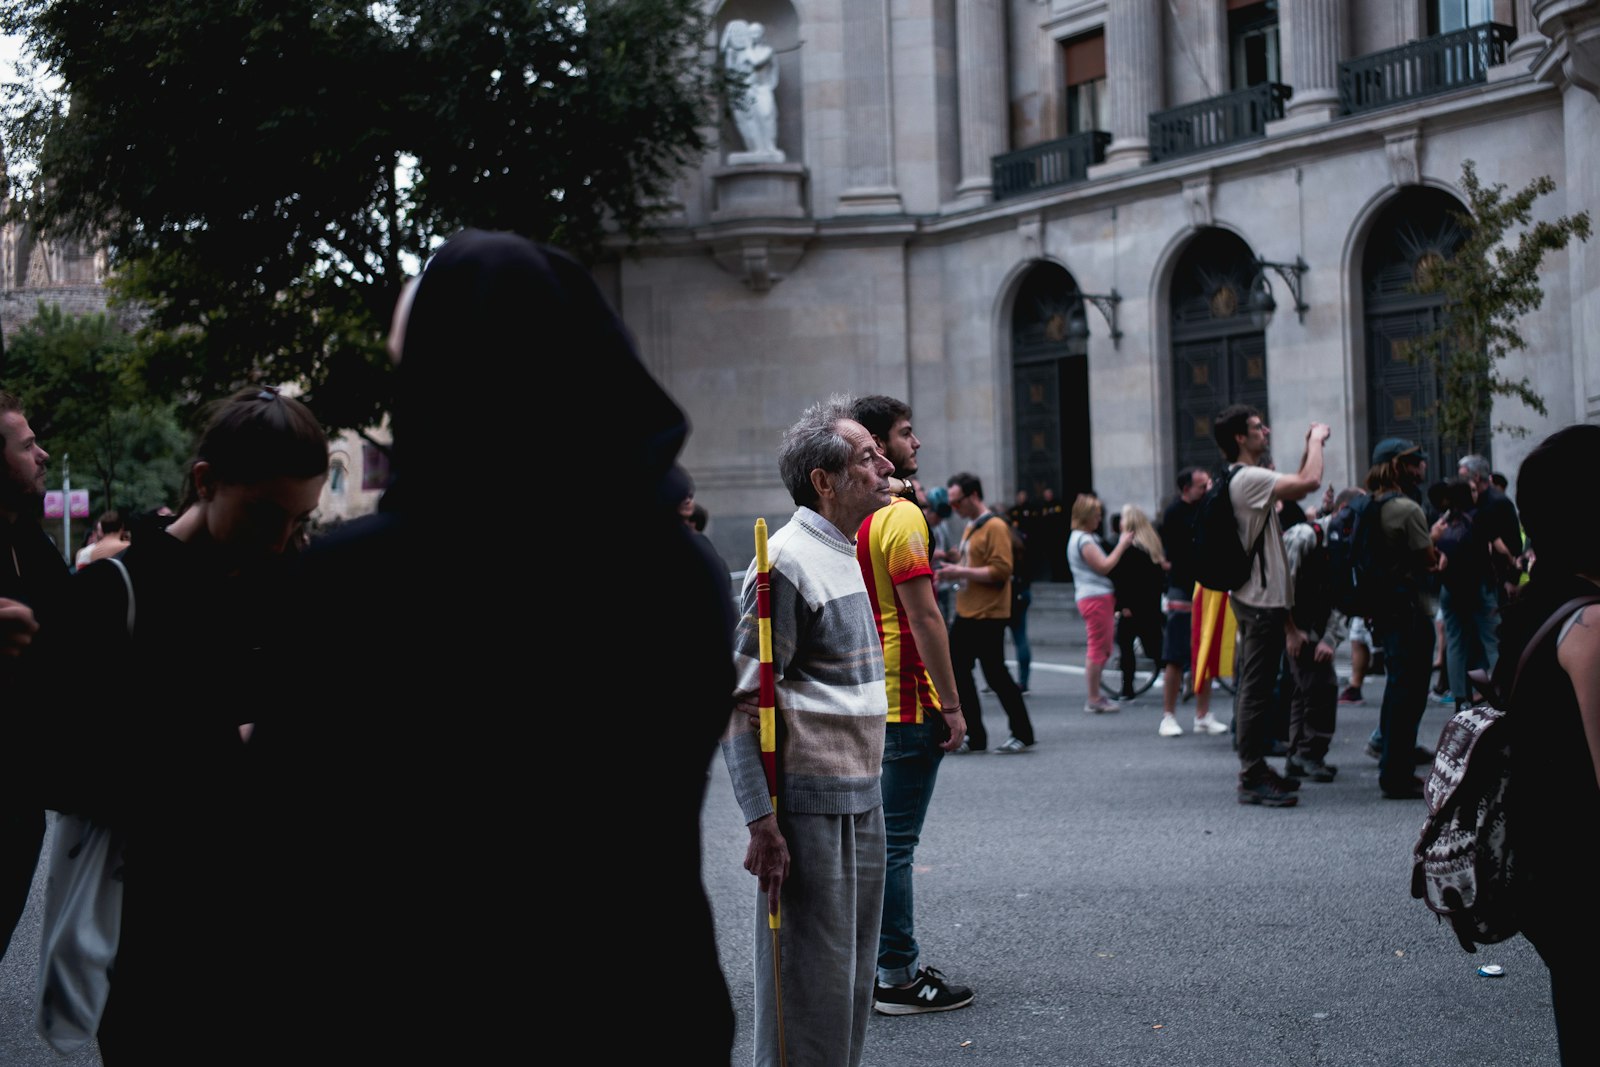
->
[250, 231, 736, 1061]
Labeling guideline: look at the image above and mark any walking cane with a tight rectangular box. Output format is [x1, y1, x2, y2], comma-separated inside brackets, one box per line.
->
[754, 518, 788, 1067]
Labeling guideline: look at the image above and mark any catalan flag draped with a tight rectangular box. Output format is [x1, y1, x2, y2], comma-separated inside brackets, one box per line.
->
[1190, 583, 1237, 688]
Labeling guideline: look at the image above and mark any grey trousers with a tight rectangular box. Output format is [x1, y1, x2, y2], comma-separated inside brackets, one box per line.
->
[753, 807, 886, 1067]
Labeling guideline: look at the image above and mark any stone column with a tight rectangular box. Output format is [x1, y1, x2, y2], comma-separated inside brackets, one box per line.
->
[1281, 0, 1344, 122]
[952, 0, 1007, 204]
[1508, 0, 1547, 65]
[1095, 0, 1161, 174]
[1533, 0, 1600, 419]
[838, 0, 902, 214]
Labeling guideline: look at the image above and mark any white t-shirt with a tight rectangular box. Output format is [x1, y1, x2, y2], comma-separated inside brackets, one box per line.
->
[1228, 463, 1292, 610]
[1066, 529, 1115, 602]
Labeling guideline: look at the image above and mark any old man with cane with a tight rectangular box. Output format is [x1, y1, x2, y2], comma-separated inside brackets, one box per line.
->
[723, 396, 896, 1067]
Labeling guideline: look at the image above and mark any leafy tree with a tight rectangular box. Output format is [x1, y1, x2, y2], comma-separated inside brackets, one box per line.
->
[0, 1, 728, 432]
[1398, 160, 1592, 451]
[0, 302, 188, 515]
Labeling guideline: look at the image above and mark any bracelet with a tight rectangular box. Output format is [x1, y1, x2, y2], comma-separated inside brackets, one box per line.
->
[941, 704, 962, 715]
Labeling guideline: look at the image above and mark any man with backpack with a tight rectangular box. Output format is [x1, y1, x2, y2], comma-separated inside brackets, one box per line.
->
[1280, 488, 1361, 782]
[1204, 405, 1330, 807]
[1364, 438, 1446, 799]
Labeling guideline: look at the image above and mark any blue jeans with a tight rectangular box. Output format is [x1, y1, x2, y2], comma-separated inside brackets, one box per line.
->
[1008, 587, 1032, 689]
[878, 718, 945, 985]
[1441, 581, 1499, 703]
[1375, 607, 1437, 790]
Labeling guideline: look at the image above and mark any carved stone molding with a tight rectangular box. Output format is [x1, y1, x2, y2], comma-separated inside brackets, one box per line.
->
[1018, 212, 1043, 260]
[1534, 1, 1600, 98]
[1182, 174, 1214, 229]
[709, 164, 809, 223]
[1385, 127, 1422, 188]
[701, 222, 813, 292]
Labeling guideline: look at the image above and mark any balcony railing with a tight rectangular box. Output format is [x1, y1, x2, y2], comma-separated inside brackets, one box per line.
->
[1148, 83, 1291, 163]
[1338, 23, 1514, 115]
[992, 131, 1112, 200]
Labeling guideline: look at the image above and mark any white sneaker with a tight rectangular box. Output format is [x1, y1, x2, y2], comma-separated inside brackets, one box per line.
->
[1194, 715, 1230, 735]
[1158, 715, 1183, 738]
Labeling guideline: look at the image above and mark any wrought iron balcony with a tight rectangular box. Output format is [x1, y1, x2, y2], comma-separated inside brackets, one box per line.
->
[992, 131, 1112, 201]
[1148, 83, 1291, 163]
[1338, 23, 1515, 115]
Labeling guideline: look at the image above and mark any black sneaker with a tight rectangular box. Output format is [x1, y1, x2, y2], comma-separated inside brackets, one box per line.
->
[1285, 756, 1337, 782]
[1237, 774, 1299, 807]
[873, 966, 975, 1015]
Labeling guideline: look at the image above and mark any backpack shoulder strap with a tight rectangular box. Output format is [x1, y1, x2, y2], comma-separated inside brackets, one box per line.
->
[1502, 594, 1600, 704]
[105, 556, 135, 637]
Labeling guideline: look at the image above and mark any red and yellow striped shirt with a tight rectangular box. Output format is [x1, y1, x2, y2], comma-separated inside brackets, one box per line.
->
[857, 497, 940, 723]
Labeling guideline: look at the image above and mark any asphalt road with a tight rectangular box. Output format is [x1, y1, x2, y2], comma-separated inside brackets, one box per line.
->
[700, 583, 1560, 1067]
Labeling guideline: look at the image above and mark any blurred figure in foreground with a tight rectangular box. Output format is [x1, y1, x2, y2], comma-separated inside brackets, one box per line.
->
[253, 231, 736, 1061]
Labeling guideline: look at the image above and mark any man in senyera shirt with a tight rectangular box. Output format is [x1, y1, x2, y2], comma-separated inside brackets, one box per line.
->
[852, 396, 974, 1016]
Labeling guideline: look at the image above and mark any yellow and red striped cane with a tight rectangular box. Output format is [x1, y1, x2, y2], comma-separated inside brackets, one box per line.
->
[754, 518, 788, 1067]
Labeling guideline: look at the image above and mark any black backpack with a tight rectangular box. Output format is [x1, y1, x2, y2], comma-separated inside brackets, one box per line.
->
[1325, 491, 1397, 619]
[1410, 594, 1600, 952]
[1191, 466, 1265, 592]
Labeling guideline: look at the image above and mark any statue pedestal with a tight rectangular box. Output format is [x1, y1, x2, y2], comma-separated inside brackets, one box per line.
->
[711, 163, 808, 221]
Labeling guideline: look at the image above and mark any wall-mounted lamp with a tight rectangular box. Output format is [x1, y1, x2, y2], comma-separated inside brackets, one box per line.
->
[1249, 257, 1308, 329]
[1065, 289, 1123, 349]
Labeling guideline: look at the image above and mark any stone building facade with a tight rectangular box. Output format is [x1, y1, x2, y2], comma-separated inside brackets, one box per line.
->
[605, 0, 1600, 568]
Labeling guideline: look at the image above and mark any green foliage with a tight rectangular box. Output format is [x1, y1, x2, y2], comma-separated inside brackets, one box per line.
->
[0, 0, 727, 432]
[0, 302, 188, 514]
[1397, 160, 1592, 450]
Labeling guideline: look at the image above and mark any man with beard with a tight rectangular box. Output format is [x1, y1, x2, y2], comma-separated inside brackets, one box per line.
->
[0, 390, 68, 963]
[1368, 438, 1446, 799]
[850, 395, 974, 1016]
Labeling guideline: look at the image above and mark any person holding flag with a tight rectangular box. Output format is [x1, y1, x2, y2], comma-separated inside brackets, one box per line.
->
[723, 396, 896, 1067]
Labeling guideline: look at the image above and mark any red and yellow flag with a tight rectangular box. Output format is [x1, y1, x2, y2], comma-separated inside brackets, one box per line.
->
[1190, 582, 1237, 688]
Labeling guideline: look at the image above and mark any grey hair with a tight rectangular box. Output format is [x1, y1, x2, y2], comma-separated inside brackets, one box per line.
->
[779, 394, 857, 508]
[1458, 454, 1492, 481]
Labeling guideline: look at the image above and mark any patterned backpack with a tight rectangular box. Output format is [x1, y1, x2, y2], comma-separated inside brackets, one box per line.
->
[1409, 594, 1600, 951]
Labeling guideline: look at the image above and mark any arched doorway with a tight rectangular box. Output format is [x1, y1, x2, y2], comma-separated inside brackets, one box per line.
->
[1170, 228, 1270, 477]
[1011, 261, 1092, 581]
[1362, 187, 1488, 474]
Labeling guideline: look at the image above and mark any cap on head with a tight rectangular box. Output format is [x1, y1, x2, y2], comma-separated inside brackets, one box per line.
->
[1372, 438, 1424, 466]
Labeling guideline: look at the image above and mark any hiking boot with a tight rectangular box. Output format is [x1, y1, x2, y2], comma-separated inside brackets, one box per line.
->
[1158, 715, 1183, 738]
[1261, 764, 1301, 790]
[874, 966, 975, 1015]
[1193, 714, 1230, 735]
[1238, 773, 1300, 807]
[995, 736, 1029, 754]
[1337, 686, 1365, 706]
[1285, 756, 1337, 782]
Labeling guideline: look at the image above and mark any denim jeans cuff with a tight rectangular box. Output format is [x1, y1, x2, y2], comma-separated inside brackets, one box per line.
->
[877, 960, 919, 987]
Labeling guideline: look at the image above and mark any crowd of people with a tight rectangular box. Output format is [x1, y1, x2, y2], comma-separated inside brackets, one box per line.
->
[3, 231, 1592, 1065]
[708, 390, 1590, 1067]
[1, 229, 684, 1061]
